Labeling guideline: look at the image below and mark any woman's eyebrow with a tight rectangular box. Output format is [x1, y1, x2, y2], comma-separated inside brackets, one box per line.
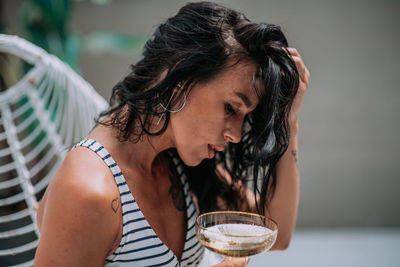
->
[234, 91, 252, 108]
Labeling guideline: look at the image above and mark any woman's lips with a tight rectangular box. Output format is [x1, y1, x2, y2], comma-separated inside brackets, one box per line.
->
[208, 144, 225, 159]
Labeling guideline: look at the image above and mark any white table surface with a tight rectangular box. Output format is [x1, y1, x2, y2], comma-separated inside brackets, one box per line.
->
[249, 228, 400, 267]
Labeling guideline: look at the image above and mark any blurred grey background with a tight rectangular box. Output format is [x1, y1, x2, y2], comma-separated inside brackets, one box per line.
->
[2, 0, 399, 228]
[2, 0, 400, 266]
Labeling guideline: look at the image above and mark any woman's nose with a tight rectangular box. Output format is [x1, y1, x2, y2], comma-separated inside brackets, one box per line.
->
[223, 122, 242, 144]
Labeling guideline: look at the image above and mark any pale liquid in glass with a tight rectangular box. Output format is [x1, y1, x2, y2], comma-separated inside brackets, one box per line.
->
[197, 223, 275, 257]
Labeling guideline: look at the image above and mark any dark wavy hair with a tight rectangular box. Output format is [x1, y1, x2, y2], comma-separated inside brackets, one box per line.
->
[97, 1, 299, 216]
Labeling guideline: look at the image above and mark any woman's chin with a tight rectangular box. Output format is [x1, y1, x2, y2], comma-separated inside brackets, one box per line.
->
[179, 153, 207, 167]
[182, 158, 203, 167]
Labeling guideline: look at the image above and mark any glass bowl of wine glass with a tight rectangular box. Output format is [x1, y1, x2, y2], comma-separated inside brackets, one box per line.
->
[195, 211, 278, 257]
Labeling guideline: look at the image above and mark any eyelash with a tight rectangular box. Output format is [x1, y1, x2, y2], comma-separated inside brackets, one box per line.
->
[225, 103, 237, 116]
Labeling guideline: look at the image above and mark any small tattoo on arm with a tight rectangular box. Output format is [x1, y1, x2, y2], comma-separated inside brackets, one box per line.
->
[291, 150, 298, 164]
[111, 198, 120, 213]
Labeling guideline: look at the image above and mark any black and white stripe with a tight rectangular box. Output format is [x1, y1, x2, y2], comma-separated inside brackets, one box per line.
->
[74, 139, 204, 266]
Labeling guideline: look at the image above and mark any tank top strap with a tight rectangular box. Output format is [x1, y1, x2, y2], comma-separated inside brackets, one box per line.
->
[73, 139, 127, 192]
[168, 150, 205, 266]
[72, 141, 203, 266]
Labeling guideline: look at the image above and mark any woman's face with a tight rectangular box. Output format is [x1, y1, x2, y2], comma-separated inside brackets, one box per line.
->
[169, 60, 260, 166]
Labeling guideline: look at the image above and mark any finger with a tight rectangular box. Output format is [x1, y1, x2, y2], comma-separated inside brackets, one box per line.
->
[213, 257, 250, 267]
[287, 47, 301, 58]
[284, 49, 310, 89]
[287, 48, 307, 70]
[225, 256, 250, 267]
[284, 48, 304, 70]
[289, 57, 309, 91]
[291, 55, 304, 67]
[291, 56, 309, 77]
[291, 56, 307, 77]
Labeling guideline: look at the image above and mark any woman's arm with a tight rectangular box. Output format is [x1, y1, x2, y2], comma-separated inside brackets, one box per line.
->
[227, 48, 308, 250]
[266, 124, 300, 250]
[34, 149, 121, 267]
[265, 48, 309, 250]
[228, 124, 300, 251]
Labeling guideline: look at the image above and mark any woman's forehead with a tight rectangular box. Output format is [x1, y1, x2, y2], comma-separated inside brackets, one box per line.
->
[222, 60, 262, 108]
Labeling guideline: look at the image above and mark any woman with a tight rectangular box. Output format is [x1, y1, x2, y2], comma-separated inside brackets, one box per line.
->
[34, 2, 309, 267]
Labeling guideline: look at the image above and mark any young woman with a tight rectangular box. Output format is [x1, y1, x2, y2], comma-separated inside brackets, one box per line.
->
[34, 2, 309, 266]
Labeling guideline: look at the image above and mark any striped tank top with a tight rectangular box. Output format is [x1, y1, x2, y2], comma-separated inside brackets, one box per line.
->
[74, 139, 204, 266]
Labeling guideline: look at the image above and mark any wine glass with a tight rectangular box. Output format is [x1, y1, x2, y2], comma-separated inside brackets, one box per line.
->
[195, 211, 278, 257]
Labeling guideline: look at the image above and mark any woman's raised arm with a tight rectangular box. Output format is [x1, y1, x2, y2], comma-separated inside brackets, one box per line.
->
[266, 47, 309, 250]
[229, 48, 309, 250]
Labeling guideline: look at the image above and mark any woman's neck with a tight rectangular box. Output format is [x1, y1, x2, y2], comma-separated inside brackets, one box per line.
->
[88, 124, 174, 178]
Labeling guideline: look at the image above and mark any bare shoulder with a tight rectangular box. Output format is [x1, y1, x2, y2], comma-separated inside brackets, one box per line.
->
[35, 146, 121, 266]
[39, 146, 121, 218]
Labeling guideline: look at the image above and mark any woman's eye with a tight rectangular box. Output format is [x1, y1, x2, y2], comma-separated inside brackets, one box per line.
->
[225, 103, 237, 116]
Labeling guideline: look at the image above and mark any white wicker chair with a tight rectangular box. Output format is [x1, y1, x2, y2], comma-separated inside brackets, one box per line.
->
[0, 34, 108, 266]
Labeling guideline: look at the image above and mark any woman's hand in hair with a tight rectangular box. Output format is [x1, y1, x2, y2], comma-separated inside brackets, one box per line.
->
[287, 47, 310, 128]
[265, 48, 308, 250]
[213, 257, 250, 267]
